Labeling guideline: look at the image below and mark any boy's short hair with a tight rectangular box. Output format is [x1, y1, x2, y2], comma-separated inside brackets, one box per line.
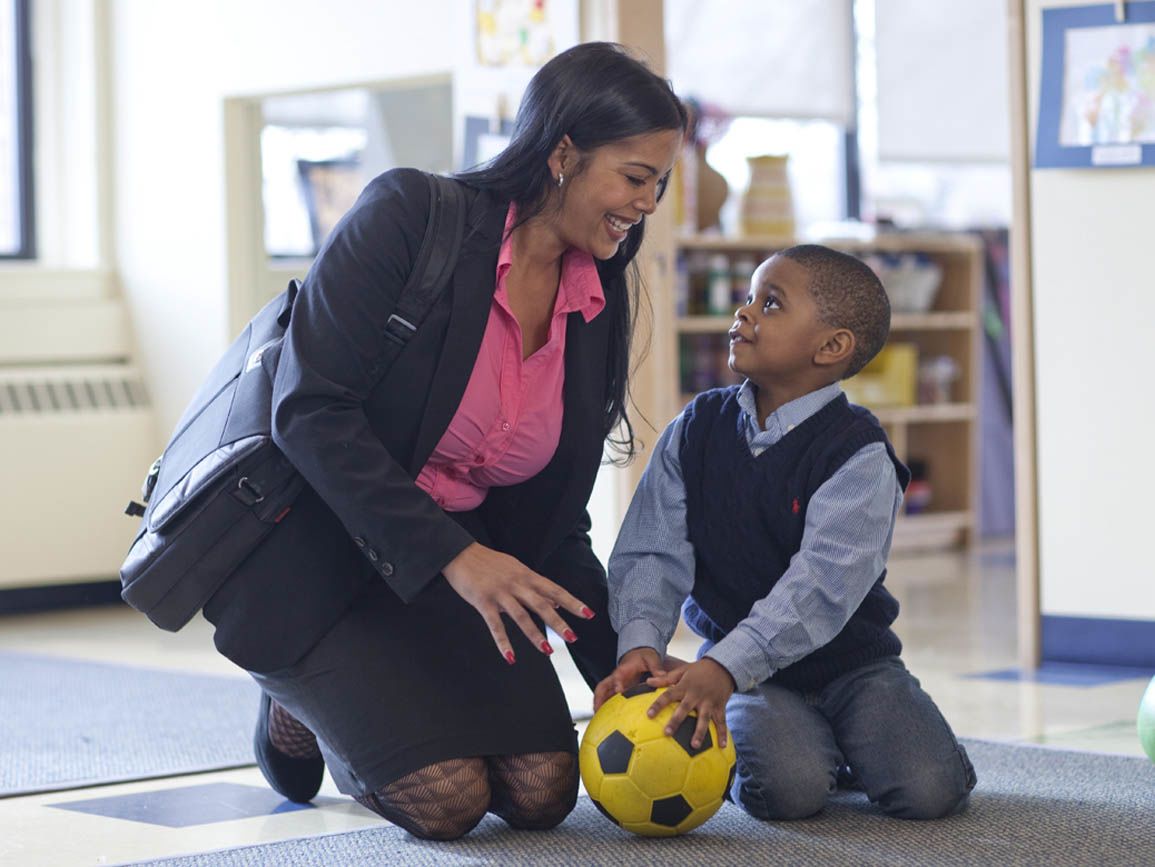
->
[776, 244, 890, 378]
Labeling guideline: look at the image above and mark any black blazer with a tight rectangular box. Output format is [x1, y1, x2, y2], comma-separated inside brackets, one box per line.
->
[205, 169, 618, 679]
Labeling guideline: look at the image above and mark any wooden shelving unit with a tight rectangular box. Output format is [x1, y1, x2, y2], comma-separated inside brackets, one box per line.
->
[662, 232, 984, 551]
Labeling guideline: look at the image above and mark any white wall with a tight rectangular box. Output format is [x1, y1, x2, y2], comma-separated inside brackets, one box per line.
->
[109, 0, 459, 438]
[1026, 1, 1155, 620]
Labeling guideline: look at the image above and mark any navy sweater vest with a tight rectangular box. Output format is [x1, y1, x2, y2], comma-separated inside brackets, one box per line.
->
[679, 387, 911, 692]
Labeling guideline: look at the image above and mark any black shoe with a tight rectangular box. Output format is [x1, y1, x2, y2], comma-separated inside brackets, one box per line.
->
[254, 691, 324, 803]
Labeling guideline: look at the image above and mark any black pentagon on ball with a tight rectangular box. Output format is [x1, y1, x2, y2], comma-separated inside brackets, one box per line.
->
[622, 682, 658, 698]
[590, 797, 621, 826]
[726, 762, 737, 798]
[671, 715, 712, 757]
[597, 730, 635, 774]
[651, 793, 693, 827]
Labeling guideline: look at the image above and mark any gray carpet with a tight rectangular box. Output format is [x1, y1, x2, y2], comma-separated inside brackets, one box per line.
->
[0, 652, 259, 797]
[132, 740, 1155, 867]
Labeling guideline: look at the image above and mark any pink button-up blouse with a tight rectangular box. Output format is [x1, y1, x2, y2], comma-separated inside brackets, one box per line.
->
[414, 206, 606, 511]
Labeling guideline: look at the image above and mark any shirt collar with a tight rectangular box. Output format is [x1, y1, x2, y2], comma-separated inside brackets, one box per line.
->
[496, 204, 517, 274]
[737, 380, 843, 435]
[496, 204, 605, 323]
[558, 248, 606, 322]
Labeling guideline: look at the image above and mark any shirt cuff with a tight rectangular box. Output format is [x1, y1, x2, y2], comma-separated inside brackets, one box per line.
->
[616, 619, 666, 664]
[705, 628, 775, 693]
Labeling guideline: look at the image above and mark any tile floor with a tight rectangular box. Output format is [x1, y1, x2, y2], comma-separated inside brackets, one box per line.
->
[1, 540, 1151, 866]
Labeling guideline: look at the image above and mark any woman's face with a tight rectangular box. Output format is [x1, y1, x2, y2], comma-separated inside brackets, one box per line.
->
[551, 129, 683, 260]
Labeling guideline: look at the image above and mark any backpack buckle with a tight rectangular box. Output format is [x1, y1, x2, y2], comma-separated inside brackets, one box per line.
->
[235, 477, 265, 506]
[383, 313, 417, 346]
[141, 457, 162, 503]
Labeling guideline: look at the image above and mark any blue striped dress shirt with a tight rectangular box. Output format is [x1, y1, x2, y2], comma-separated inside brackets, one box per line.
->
[608, 381, 904, 693]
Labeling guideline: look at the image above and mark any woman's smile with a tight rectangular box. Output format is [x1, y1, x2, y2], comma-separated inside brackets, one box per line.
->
[605, 213, 636, 241]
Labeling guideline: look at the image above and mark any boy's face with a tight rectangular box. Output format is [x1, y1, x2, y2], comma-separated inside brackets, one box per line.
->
[728, 255, 836, 386]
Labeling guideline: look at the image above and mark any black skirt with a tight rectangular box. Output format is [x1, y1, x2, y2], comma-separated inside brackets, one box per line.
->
[249, 520, 580, 796]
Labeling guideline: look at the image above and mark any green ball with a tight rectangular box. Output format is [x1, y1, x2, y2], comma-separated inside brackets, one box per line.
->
[1139, 676, 1155, 763]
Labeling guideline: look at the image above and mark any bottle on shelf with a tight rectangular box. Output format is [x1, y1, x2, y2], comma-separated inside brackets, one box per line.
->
[685, 250, 710, 316]
[731, 255, 758, 308]
[692, 335, 717, 392]
[904, 459, 933, 515]
[674, 253, 690, 318]
[918, 355, 960, 404]
[706, 253, 732, 316]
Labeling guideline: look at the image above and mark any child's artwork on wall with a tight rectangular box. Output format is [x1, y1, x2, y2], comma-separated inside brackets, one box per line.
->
[455, 0, 578, 171]
[1037, 2, 1155, 168]
[476, 0, 561, 67]
[1060, 21, 1155, 146]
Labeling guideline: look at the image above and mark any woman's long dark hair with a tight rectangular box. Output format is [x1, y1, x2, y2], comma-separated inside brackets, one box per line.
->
[456, 42, 687, 464]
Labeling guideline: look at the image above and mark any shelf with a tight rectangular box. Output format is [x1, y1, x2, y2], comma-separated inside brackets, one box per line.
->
[676, 232, 984, 256]
[676, 234, 796, 252]
[891, 312, 978, 330]
[678, 312, 978, 334]
[872, 404, 975, 424]
[664, 230, 982, 551]
[678, 316, 732, 333]
[892, 511, 972, 553]
[674, 397, 974, 424]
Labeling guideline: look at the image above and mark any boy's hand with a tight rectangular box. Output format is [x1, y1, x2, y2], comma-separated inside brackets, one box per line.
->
[646, 658, 735, 749]
[593, 647, 666, 711]
[644, 653, 690, 687]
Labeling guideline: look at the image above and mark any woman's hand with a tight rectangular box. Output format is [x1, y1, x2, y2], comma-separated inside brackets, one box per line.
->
[645, 658, 735, 749]
[442, 542, 595, 664]
[593, 647, 667, 711]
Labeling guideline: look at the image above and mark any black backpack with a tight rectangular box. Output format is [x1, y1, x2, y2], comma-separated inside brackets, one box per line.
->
[120, 172, 466, 631]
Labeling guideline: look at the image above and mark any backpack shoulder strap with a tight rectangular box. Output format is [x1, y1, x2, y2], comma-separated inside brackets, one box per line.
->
[275, 173, 465, 386]
[377, 173, 467, 366]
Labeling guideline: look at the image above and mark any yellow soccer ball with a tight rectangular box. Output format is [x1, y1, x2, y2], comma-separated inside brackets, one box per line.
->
[579, 684, 737, 836]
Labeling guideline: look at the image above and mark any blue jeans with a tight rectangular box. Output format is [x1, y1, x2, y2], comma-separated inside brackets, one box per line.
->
[725, 656, 976, 820]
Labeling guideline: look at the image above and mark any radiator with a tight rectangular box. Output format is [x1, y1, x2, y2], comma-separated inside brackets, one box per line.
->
[0, 364, 157, 588]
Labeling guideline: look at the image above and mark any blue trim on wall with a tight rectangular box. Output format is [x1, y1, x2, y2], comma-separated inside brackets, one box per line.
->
[1042, 615, 1155, 668]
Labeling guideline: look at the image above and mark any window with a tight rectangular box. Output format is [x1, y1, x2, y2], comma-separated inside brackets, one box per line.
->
[259, 80, 452, 260]
[0, 0, 33, 258]
[665, 0, 857, 236]
[854, 0, 1012, 228]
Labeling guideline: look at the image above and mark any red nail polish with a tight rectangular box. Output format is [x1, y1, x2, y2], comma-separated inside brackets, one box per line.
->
[540, 641, 554, 655]
[581, 607, 596, 619]
[504, 650, 516, 665]
[562, 629, 577, 643]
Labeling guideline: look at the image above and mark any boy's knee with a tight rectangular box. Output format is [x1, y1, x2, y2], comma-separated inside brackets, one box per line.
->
[734, 771, 830, 821]
[877, 769, 973, 820]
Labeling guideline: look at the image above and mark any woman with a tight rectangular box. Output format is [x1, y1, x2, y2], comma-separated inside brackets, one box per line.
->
[202, 42, 686, 840]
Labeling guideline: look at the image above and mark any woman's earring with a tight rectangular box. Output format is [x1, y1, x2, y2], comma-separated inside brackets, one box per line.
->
[557, 172, 564, 188]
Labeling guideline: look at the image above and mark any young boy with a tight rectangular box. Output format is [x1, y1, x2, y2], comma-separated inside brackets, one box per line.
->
[595, 245, 976, 821]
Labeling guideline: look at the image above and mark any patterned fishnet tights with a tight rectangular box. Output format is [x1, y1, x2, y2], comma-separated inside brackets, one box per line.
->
[267, 699, 321, 759]
[355, 752, 578, 841]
